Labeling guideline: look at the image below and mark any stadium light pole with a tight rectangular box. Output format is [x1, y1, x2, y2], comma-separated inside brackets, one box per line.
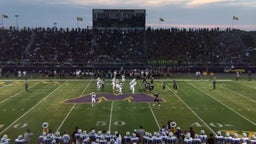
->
[15, 14, 20, 30]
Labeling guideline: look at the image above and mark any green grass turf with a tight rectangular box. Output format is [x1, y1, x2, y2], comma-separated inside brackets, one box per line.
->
[0, 78, 256, 143]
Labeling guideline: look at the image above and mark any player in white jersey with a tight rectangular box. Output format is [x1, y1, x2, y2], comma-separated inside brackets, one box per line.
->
[96, 78, 102, 90]
[113, 70, 117, 79]
[121, 74, 126, 82]
[62, 132, 71, 144]
[0, 134, 10, 144]
[250, 135, 256, 144]
[199, 130, 207, 144]
[184, 132, 193, 144]
[115, 83, 123, 95]
[232, 133, 240, 144]
[223, 133, 233, 144]
[240, 133, 250, 144]
[215, 131, 224, 144]
[112, 78, 116, 91]
[14, 135, 26, 144]
[129, 78, 137, 94]
[91, 92, 96, 107]
[193, 134, 201, 144]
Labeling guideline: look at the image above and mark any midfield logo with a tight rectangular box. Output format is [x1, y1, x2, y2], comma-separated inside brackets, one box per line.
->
[65, 93, 164, 103]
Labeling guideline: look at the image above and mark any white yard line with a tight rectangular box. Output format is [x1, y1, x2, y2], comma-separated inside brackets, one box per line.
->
[137, 81, 161, 130]
[56, 80, 92, 132]
[0, 82, 40, 104]
[166, 85, 216, 134]
[148, 103, 161, 129]
[108, 101, 114, 132]
[0, 81, 67, 135]
[186, 82, 256, 126]
[235, 81, 256, 90]
[220, 86, 256, 103]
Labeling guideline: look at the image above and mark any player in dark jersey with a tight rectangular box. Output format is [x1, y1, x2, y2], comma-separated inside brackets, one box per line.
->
[212, 77, 216, 90]
[162, 80, 166, 90]
[173, 80, 178, 93]
[152, 92, 160, 106]
[25, 79, 29, 92]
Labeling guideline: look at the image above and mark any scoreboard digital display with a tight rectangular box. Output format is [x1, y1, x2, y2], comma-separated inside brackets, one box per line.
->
[93, 9, 146, 29]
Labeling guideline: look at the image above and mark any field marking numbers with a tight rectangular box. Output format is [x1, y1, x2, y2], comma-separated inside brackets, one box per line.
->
[113, 121, 126, 126]
[56, 80, 92, 132]
[13, 123, 28, 129]
[96, 121, 107, 126]
[166, 85, 216, 134]
[0, 81, 67, 135]
[0, 82, 40, 104]
[186, 82, 256, 126]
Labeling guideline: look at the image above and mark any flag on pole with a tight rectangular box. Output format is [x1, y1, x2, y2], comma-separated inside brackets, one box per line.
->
[159, 18, 164, 21]
[1, 14, 8, 18]
[77, 16, 83, 21]
[233, 16, 239, 20]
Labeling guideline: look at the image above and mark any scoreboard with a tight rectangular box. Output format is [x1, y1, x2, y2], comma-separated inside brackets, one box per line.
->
[92, 9, 146, 29]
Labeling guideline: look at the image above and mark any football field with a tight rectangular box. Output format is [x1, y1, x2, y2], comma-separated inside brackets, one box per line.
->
[0, 77, 256, 143]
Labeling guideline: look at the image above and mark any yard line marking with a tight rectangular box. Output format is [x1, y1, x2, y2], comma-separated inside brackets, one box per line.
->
[186, 82, 256, 126]
[0, 81, 67, 135]
[166, 85, 216, 134]
[0, 82, 40, 104]
[108, 101, 114, 132]
[148, 103, 161, 130]
[235, 81, 256, 91]
[56, 80, 92, 132]
[137, 81, 161, 129]
[220, 86, 256, 103]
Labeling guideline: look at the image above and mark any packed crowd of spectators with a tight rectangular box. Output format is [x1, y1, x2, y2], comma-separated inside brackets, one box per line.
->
[0, 27, 255, 67]
[1, 124, 256, 144]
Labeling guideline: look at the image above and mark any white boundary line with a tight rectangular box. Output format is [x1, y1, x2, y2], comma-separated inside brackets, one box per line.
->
[56, 80, 92, 132]
[0, 81, 67, 135]
[0, 82, 40, 104]
[166, 85, 216, 134]
[108, 101, 114, 132]
[186, 82, 256, 126]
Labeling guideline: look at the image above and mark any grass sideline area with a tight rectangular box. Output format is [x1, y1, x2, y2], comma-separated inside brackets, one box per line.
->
[0, 76, 256, 143]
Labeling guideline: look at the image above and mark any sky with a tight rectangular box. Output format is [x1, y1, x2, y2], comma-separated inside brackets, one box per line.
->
[0, 0, 256, 31]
